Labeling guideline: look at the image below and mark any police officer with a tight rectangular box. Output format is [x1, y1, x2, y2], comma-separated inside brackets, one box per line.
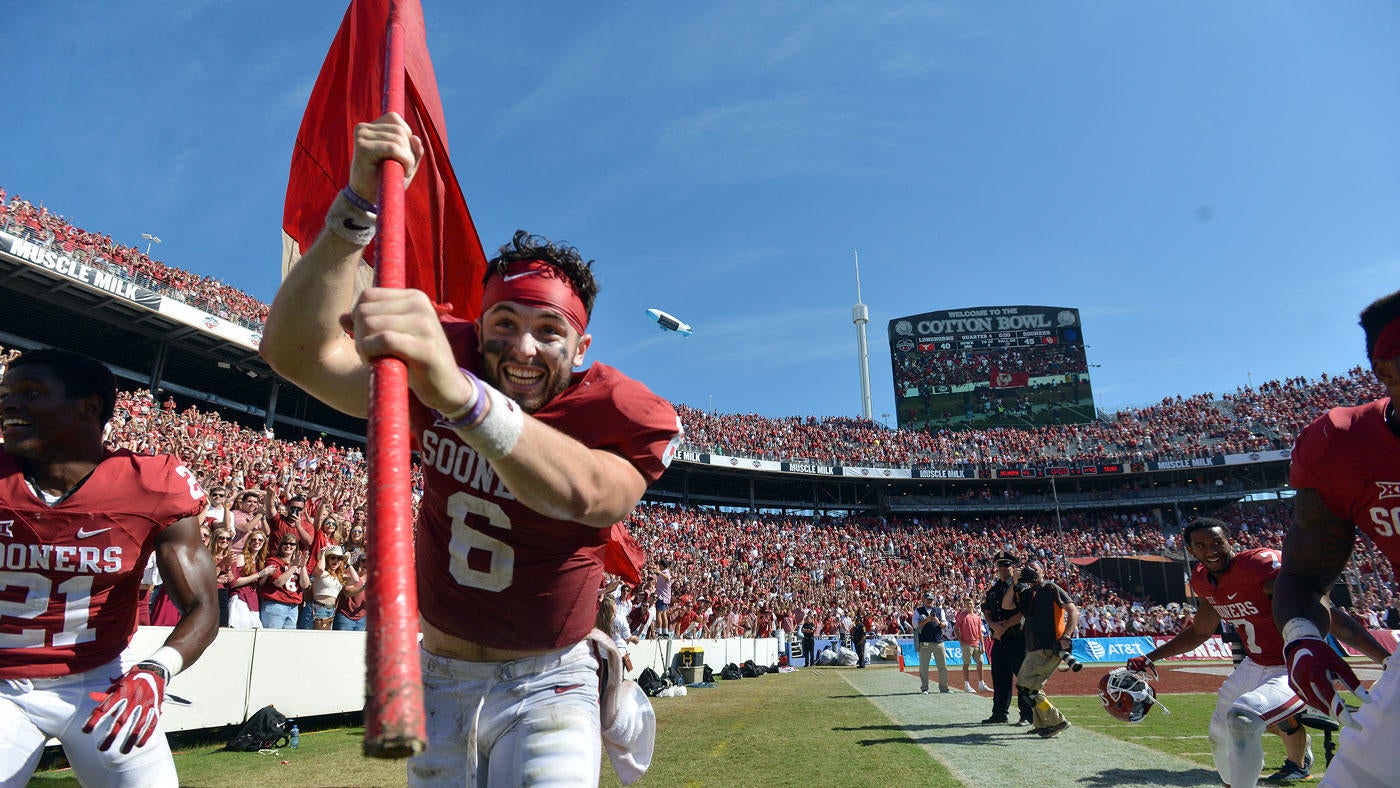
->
[980, 551, 1033, 725]
[801, 618, 816, 667]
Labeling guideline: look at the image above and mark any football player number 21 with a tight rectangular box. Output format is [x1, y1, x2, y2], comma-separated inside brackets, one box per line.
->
[0, 573, 96, 648]
[447, 492, 515, 592]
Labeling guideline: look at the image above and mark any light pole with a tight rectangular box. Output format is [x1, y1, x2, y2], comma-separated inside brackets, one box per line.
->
[140, 233, 162, 257]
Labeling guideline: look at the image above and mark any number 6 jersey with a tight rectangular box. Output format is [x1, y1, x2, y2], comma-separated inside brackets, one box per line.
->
[411, 320, 683, 652]
[0, 449, 207, 679]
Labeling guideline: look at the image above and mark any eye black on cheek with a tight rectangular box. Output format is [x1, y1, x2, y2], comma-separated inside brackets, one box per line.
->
[481, 339, 511, 356]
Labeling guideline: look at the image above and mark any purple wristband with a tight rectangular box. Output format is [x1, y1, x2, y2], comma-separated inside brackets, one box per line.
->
[433, 368, 487, 429]
[340, 186, 379, 215]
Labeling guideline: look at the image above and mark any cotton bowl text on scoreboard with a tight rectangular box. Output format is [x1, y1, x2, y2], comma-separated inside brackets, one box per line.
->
[891, 305, 1082, 351]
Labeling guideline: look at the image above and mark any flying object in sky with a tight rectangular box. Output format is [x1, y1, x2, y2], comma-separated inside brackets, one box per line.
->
[645, 308, 692, 337]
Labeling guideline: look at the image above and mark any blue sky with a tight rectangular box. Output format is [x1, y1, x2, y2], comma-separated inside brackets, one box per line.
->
[4, 2, 1398, 423]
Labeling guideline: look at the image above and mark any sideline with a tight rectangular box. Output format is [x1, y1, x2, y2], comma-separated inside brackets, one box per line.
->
[840, 666, 1221, 788]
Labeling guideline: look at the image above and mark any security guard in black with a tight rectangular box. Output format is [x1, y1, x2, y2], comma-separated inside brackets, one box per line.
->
[981, 552, 1033, 725]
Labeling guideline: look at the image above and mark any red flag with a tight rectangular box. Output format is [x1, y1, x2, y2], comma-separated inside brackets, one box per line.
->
[601, 523, 648, 586]
[282, 0, 485, 320]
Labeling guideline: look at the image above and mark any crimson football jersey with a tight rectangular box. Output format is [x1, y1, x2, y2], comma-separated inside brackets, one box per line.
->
[410, 319, 683, 651]
[0, 449, 207, 679]
[260, 556, 303, 606]
[1291, 398, 1400, 569]
[1190, 548, 1285, 666]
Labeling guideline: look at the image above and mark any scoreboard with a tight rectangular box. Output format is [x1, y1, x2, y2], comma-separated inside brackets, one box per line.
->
[888, 305, 1095, 431]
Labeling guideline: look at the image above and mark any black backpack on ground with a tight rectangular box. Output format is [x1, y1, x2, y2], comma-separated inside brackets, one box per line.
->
[720, 663, 742, 680]
[740, 659, 762, 678]
[666, 666, 685, 687]
[703, 665, 714, 683]
[225, 705, 290, 751]
[637, 667, 668, 697]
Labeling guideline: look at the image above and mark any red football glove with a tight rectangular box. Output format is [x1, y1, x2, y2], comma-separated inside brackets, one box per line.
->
[82, 662, 168, 753]
[1126, 655, 1157, 680]
[1284, 637, 1367, 722]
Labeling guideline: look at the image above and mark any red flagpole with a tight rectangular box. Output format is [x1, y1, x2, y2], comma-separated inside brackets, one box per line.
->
[363, 0, 427, 758]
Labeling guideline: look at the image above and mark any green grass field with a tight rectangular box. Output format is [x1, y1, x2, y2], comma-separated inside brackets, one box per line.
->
[32, 666, 1308, 787]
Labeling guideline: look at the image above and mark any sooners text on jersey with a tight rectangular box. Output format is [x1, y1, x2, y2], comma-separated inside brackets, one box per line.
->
[409, 319, 683, 651]
[0, 449, 207, 679]
[1190, 548, 1285, 666]
[1291, 398, 1400, 568]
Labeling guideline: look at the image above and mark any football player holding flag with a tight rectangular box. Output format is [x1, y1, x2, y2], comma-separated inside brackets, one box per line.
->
[0, 349, 218, 787]
[1275, 288, 1400, 788]
[263, 114, 681, 786]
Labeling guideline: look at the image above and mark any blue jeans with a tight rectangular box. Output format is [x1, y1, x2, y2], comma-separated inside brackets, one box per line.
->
[260, 601, 299, 629]
[296, 600, 315, 630]
[333, 613, 366, 631]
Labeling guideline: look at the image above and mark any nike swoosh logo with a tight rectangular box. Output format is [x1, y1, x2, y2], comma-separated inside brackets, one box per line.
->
[342, 218, 371, 231]
[503, 271, 542, 282]
[1226, 593, 1237, 600]
[553, 683, 584, 694]
[77, 527, 111, 539]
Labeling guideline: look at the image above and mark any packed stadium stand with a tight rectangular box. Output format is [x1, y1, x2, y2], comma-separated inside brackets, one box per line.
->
[1, 188, 1395, 642]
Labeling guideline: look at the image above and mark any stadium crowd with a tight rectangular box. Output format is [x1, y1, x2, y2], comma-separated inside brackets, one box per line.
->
[679, 367, 1386, 468]
[1, 330, 1394, 643]
[0, 189, 270, 329]
[0, 193, 1394, 646]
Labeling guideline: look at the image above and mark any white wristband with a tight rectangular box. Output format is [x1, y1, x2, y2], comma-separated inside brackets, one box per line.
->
[1282, 617, 1324, 644]
[325, 189, 378, 246]
[147, 645, 185, 677]
[450, 381, 524, 459]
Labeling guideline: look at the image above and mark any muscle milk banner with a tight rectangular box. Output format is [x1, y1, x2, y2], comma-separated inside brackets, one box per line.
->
[0, 231, 162, 309]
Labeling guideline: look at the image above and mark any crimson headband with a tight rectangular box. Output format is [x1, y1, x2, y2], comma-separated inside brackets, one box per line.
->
[1373, 315, 1400, 362]
[480, 260, 588, 334]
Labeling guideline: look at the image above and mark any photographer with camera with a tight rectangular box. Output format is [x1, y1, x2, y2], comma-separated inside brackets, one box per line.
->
[1015, 560, 1078, 738]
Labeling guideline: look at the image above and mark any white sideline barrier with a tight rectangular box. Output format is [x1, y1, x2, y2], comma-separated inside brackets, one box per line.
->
[124, 627, 779, 732]
[622, 636, 780, 678]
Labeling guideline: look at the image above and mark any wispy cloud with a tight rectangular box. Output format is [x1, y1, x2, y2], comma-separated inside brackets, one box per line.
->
[654, 91, 904, 184]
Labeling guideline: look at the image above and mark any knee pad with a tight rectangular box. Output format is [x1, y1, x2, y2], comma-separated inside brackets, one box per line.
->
[1227, 708, 1266, 742]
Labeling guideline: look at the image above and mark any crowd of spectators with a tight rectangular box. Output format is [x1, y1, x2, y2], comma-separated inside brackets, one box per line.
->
[0, 182, 1394, 647]
[0, 351, 1388, 646]
[0, 188, 269, 328]
[3, 186, 1385, 471]
[614, 500, 1396, 645]
[679, 367, 1387, 468]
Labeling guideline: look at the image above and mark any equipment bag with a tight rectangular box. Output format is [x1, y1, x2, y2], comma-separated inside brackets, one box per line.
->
[225, 704, 290, 751]
[637, 667, 669, 697]
[720, 663, 743, 680]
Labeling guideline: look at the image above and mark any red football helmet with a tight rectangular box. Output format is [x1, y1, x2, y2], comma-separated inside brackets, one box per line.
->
[1098, 668, 1168, 723]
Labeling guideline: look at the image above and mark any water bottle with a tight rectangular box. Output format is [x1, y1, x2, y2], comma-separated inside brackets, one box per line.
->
[289, 723, 300, 749]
